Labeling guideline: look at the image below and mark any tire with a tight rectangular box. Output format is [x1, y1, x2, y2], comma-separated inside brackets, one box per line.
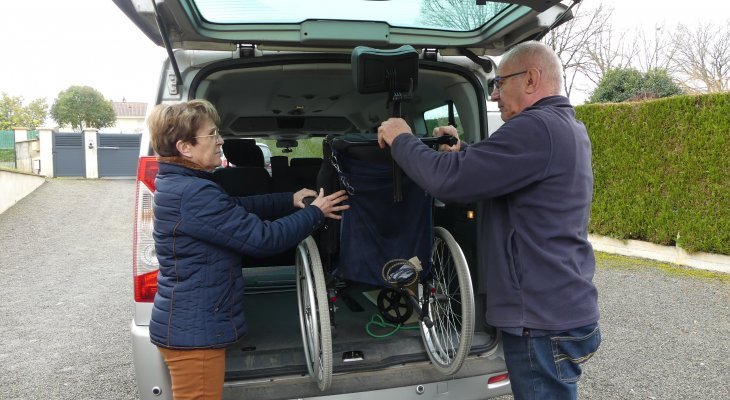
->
[419, 226, 475, 375]
[296, 236, 333, 391]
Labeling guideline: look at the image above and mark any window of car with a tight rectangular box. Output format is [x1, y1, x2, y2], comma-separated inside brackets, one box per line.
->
[256, 142, 272, 163]
[424, 105, 464, 138]
[258, 138, 323, 159]
[191, 0, 512, 32]
[118, 0, 561, 52]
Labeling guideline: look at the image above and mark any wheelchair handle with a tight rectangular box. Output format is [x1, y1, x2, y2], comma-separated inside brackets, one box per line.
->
[332, 135, 455, 147]
[437, 134, 458, 147]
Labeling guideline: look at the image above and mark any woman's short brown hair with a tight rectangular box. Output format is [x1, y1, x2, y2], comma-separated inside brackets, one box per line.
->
[148, 99, 220, 157]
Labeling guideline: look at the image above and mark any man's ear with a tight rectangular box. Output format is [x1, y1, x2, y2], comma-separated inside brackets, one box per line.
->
[175, 139, 193, 158]
[525, 68, 540, 94]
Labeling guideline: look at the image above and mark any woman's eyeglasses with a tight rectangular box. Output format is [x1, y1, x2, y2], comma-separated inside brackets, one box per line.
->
[194, 128, 221, 140]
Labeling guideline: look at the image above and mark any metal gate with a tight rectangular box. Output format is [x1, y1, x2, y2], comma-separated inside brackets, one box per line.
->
[53, 133, 85, 177]
[98, 134, 142, 177]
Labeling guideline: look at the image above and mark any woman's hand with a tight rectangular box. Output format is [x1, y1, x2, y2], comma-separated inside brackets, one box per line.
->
[311, 189, 350, 220]
[433, 125, 461, 152]
[293, 188, 318, 208]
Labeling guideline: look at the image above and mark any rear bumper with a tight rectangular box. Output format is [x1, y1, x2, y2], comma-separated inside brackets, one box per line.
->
[222, 348, 511, 400]
[224, 370, 511, 400]
[131, 322, 173, 400]
[132, 320, 511, 400]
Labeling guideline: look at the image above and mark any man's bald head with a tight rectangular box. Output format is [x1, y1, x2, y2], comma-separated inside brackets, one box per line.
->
[500, 41, 563, 96]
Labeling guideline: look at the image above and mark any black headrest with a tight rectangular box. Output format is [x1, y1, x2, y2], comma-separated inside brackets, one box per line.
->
[223, 139, 264, 167]
[351, 45, 419, 94]
[290, 158, 323, 167]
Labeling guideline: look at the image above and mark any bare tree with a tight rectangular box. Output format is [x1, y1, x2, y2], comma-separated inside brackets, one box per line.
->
[670, 22, 730, 93]
[419, 0, 620, 98]
[419, 0, 503, 30]
[635, 25, 678, 73]
[580, 23, 637, 86]
[542, 2, 618, 97]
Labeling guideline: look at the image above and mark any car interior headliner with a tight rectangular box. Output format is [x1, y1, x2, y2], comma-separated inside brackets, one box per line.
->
[195, 61, 476, 140]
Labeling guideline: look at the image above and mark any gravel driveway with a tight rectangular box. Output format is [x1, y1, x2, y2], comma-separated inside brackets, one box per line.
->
[0, 179, 137, 400]
[0, 179, 727, 400]
[574, 254, 727, 400]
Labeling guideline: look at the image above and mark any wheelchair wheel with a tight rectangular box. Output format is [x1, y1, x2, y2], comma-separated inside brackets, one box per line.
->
[419, 226, 475, 375]
[296, 236, 333, 391]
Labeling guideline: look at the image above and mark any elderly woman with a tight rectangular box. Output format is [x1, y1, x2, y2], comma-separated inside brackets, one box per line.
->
[147, 99, 348, 400]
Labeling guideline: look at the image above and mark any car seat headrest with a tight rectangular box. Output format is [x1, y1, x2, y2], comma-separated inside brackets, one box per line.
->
[290, 158, 323, 167]
[223, 139, 264, 167]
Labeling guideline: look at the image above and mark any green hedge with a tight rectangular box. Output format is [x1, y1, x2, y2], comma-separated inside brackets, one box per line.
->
[576, 93, 730, 255]
[0, 149, 14, 163]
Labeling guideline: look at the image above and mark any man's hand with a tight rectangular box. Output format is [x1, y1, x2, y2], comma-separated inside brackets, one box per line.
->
[378, 118, 413, 149]
[433, 125, 461, 152]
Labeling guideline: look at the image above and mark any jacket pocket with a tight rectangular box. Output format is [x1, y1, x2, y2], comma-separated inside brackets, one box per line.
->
[213, 281, 234, 313]
[505, 229, 522, 289]
[551, 325, 601, 383]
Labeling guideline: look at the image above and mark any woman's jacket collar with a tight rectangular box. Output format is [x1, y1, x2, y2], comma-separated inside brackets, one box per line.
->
[157, 156, 215, 179]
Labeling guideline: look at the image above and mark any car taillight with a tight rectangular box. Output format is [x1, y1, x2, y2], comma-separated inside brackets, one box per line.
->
[487, 372, 510, 389]
[133, 156, 159, 302]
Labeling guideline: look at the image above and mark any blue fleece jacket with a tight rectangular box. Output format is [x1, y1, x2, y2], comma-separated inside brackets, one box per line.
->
[150, 158, 324, 349]
[391, 96, 599, 331]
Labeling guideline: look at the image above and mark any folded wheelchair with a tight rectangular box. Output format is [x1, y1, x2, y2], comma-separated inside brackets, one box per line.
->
[294, 46, 475, 390]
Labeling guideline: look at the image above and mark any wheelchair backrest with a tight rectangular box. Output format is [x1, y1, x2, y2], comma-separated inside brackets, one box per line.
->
[316, 134, 433, 287]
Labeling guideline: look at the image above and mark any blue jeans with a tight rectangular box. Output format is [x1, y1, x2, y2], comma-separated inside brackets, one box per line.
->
[502, 324, 601, 400]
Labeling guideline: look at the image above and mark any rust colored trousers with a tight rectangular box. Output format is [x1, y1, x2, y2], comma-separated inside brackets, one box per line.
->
[158, 347, 226, 400]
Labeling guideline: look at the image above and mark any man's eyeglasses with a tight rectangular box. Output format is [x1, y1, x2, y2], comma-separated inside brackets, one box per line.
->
[194, 128, 221, 140]
[488, 70, 528, 91]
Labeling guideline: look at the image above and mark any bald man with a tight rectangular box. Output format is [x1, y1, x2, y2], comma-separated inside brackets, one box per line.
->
[378, 41, 600, 400]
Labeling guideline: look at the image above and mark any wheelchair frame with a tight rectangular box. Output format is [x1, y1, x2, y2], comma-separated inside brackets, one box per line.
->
[296, 223, 475, 390]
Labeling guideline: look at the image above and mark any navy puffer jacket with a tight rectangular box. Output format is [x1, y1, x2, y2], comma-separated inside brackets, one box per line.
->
[150, 158, 324, 349]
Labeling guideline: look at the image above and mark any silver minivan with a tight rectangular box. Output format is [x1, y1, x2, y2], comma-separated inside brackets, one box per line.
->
[117, 1, 575, 399]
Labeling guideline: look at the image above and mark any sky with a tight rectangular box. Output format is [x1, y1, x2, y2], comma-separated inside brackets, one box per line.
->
[0, 0, 165, 105]
[1, 0, 728, 108]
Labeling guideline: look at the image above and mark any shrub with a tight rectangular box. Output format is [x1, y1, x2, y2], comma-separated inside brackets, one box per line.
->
[577, 93, 730, 255]
[0, 149, 14, 163]
[590, 68, 682, 103]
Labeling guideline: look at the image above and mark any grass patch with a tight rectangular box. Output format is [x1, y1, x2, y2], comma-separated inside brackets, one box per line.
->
[595, 252, 730, 284]
[0, 149, 14, 163]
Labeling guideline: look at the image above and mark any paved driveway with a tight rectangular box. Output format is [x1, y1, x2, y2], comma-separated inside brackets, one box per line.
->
[0, 179, 727, 400]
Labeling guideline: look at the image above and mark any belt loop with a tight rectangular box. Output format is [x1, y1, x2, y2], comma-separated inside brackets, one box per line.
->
[522, 328, 530, 337]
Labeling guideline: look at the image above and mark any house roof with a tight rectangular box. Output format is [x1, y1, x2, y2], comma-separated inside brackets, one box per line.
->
[112, 101, 147, 118]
